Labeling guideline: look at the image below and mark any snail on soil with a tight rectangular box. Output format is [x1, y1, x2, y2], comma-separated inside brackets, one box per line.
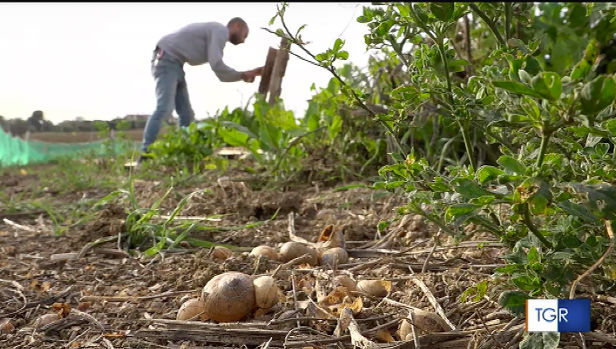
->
[356, 280, 389, 298]
[176, 298, 206, 321]
[200, 271, 281, 323]
[319, 247, 349, 266]
[250, 245, 279, 261]
[252, 275, 280, 309]
[398, 309, 448, 339]
[211, 246, 233, 261]
[278, 242, 319, 266]
[201, 271, 257, 322]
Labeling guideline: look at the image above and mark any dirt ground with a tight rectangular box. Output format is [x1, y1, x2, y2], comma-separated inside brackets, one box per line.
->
[1, 164, 616, 349]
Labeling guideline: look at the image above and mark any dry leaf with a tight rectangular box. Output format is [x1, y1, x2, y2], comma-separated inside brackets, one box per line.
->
[0, 319, 15, 334]
[380, 280, 392, 292]
[329, 296, 363, 316]
[376, 329, 395, 343]
[103, 333, 127, 338]
[77, 302, 91, 312]
[320, 286, 350, 305]
[320, 286, 363, 316]
[306, 300, 334, 333]
[41, 281, 51, 292]
[52, 303, 71, 318]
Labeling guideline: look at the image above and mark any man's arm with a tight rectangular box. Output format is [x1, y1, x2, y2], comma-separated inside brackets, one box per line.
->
[208, 27, 243, 83]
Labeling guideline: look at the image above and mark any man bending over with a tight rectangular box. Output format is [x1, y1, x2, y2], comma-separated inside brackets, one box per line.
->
[139, 17, 263, 163]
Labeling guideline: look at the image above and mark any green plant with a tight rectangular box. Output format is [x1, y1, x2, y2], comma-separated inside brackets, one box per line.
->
[268, 3, 616, 347]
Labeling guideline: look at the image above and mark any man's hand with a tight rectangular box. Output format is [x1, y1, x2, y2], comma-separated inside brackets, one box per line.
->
[241, 71, 256, 83]
[251, 66, 264, 76]
[241, 67, 264, 83]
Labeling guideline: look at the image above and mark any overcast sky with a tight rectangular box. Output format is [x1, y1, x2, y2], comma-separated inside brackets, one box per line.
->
[0, 2, 374, 123]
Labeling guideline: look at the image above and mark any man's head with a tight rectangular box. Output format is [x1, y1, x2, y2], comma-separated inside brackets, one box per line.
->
[227, 17, 249, 45]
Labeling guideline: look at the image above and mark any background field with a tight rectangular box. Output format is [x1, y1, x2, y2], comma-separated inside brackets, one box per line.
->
[26, 128, 171, 143]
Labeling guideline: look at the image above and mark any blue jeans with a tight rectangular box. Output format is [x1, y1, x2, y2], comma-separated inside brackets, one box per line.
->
[141, 48, 195, 153]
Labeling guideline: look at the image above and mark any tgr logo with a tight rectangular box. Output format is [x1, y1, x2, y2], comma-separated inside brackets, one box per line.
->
[526, 299, 591, 332]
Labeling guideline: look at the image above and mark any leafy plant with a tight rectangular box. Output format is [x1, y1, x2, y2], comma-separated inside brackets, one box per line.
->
[267, 3, 616, 347]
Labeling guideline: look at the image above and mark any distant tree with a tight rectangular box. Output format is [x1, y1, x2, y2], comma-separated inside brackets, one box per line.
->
[27, 110, 44, 133]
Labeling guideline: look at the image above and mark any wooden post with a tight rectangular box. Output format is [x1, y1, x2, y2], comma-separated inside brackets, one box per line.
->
[267, 38, 291, 106]
[258, 47, 278, 96]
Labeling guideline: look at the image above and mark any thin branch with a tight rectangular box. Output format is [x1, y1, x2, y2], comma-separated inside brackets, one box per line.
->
[569, 220, 615, 299]
[468, 4, 506, 46]
[264, 5, 406, 157]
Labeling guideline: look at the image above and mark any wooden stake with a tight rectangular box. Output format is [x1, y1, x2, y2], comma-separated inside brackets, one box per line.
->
[258, 47, 278, 96]
[267, 38, 290, 106]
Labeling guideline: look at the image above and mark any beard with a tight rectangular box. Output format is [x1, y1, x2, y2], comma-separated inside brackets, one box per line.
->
[229, 33, 241, 45]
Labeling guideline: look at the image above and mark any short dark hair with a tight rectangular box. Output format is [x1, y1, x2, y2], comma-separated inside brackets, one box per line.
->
[227, 17, 247, 28]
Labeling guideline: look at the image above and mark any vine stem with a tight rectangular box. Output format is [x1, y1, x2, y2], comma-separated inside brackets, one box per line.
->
[408, 5, 477, 171]
[535, 131, 551, 168]
[569, 220, 615, 299]
[504, 2, 512, 42]
[522, 203, 553, 250]
[468, 4, 507, 46]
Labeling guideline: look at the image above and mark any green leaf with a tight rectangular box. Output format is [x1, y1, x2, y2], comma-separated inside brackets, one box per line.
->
[497, 155, 526, 175]
[570, 59, 591, 80]
[604, 119, 616, 136]
[396, 3, 410, 17]
[562, 235, 582, 248]
[498, 290, 530, 316]
[531, 72, 562, 101]
[583, 39, 600, 62]
[356, 15, 371, 23]
[555, 200, 601, 224]
[429, 2, 455, 21]
[511, 274, 541, 291]
[524, 57, 543, 75]
[519, 332, 560, 349]
[518, 69, 532, 85]
[219, 121, 259, 140]
[528, 181, 552, 215]
[449, 59, 470, 69]
[568, 183, 616, 220]
[454, 179, 492, 199]
[269, 14, 278, 25]
[218, 127, 249, 147]
[581, 75, 616, 115]
[316, 53, 327, 62]
[527, 246, 539, 264]
[492, 81, 543, 98]
[445, 204, 481, 222]
[336, 51, 349, 60]
[476, 166, 506, 184]
[520, 96, 541, 120]
[412, 3, 430, 24]
[295, 24, 307, 38]
[333, 38, 344, 52]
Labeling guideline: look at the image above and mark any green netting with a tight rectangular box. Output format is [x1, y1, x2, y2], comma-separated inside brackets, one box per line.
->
[0, 125, 138, 168]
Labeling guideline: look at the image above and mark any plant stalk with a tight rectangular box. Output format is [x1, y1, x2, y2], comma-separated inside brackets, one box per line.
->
[522, 203, 553, 249]
[504, 2, 513, 42]
[535, 131, 551, 169]
[435, 40, 477, 171]
[469, 4, 507, 46]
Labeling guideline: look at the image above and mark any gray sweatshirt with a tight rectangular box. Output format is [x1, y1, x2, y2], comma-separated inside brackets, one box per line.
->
[156, 22, 243, 82]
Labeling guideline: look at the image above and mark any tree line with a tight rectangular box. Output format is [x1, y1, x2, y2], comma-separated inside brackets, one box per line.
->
[0, 111, 153, 137]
